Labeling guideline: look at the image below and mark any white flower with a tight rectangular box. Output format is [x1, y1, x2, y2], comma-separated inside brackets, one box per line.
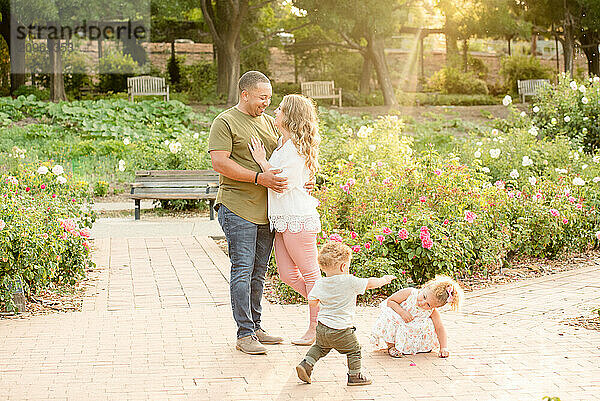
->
[489, 148, 501, 159]
[574, 152, 580, 161]
[357, 126, 373, 138]
[118, 160, 125, 172]
[593, 155, 600, 163]
[368, 144, 376, 152]
[570, 81, 578, 90]
[474, 150, 481, 158]
[593, 177, 600, 183]
[169, 141, 182, 154]
[528, 176, 537, 186]
[510, 169, 519, 179]
[56, 176, 67, 184]
[502, 95, 512, 106]
[582, 96, 589, 104]
[493, 138, 498, 142]
[482, 167, 490, 173]
[528, 126, 539, 136]
[564, 116, 571, 123]
[559, 168, 568, 174]
[37, 166, 49, 175]
[533, 106, 540, 113]
[476, 141, 483, 146]
[573, 177, 585, 186]
[348, 154, 354, 160]
[52, 165, 64, 175]
[551, 117, 557, 125]
[193, 133, 199, 139]
[582, 164, 589, 170]
[522, 156, 533, 167]
[583, 117, 589, 121]
[491, 128, 499, 136]
[123, 138, 130, 145]
[579, 85, 586, 93]
[583, 128, 588, 134]
[520, 111, 527, 118]
[594, 76, 600, 83]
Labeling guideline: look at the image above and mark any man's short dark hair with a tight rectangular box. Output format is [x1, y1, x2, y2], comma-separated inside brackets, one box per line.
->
[238, 71, 270, 93]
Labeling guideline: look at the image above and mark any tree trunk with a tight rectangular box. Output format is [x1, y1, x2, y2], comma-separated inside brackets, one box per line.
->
[217, 40, 241, 106]
[563, 12, 574, 76]
[366, 35, 397, 107]
[581, 43, 600, 77]
[444, 20, 459, 68]
[48, 38, 67, 102]
[508, 37, 511, 56]
[462, 39, 469, 72]
[531, 33, 537, 57]
[359, 53, 373, 96]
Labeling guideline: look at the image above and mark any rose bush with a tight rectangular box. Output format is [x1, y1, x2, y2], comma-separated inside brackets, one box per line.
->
[0, 162, 95, 312]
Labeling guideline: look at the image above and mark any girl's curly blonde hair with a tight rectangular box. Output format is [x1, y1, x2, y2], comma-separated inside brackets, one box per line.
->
[279, 94, 320, 176]
[423, 275, 464, 311]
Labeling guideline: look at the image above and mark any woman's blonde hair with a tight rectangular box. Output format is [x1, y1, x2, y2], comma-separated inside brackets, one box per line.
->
[423, 275, 464, 311]
[279, 94, 320, 175]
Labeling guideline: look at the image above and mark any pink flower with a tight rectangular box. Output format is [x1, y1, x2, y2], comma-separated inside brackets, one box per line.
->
[507, 191, 514, 198]
[40, 184, 46, 189]
[595, 232, 600, 241]
[364, 242, 371, 250]
[398, 228, 409, 240]
[494, 180, 505, 190]
[347, 179, 355, 186]
[329, 234, 343, 242]
[433, 169, 442, 176]
[402, 216, 408, 223]
[382, 227, 392, 235]
[340, 184, 350, 194]
[83, 241, 90, 251]
[382, 178, 391, 185]
[421, 237, 433, 250]
[549, 209, 560, 217]
[375, 235, 385, 244]
[25, 187, 30, 192]
[443, 219, 449, 226]
[350, 231, 358, 239]
[575, 203, 583, 210]
[79, 228, 91, 238]
[377, 161, 383, 167]
[71, 199, 76, 203]
[52, 194, 57, 198]
[515, 191, 522, 198]
[562, 218, 569, 224]
[464, 211, 477, 223]
[420, 226, 429, 234]
[0, 219, 5, 231]
[351, 245, 361, 253]
[419, 196, 427, 203]
[41, 233, 48, 239]
[568, 196, 576, 203]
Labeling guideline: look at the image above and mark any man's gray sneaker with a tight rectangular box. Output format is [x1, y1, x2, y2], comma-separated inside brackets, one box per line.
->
[255, 329, 283, 344]
[236, 335, 267, 355]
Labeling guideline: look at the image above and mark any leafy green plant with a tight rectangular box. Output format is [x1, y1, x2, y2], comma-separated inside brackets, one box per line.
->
[499, 55, 552, 96]
[425, 67, 489, 95]
[93, 180, 109, 197]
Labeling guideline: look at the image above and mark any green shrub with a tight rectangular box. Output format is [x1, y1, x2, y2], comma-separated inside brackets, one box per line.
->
[12, 85, 50, 101]
[426, 67, 489, 95]
[499, 55, 552, 96]
[63, 50, 91, 96]
[0, 163, 95, 312]
[98, 49, 139, 93]
[93, 180, 109, 197]
[184, 61, 220, 102]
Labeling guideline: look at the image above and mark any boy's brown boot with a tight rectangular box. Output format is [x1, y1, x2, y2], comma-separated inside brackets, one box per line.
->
[347, 372, 372, 386]
[296, 360, 313, 384]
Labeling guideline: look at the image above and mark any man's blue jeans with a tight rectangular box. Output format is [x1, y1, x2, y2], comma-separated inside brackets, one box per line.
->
[217, 204, 275, 339]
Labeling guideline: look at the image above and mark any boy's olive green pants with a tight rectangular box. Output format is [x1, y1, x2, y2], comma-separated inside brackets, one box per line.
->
[304, 322, 362, 374]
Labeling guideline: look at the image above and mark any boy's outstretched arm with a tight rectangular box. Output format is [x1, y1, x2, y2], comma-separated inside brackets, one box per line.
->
[366, 275, 396, 290]
[431, 309, 449, 357]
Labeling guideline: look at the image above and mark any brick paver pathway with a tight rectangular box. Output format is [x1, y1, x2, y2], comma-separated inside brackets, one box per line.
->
[1, 236, 599, 400]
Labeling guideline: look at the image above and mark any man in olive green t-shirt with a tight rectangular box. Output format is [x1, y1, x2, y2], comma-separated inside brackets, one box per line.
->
[209, 71, 288, 355]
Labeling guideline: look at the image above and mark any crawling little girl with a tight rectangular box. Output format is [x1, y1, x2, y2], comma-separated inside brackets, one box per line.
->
[371, 275, 463, 358]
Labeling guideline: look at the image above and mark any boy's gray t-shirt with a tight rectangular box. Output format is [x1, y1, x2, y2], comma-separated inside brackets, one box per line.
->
[308, 274, 369, 330]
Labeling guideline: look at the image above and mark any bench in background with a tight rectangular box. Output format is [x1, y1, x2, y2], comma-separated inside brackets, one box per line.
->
[129, 170, 219, 220]
[301, 81, 342, 107]
[127, 76, 170, 102]
[517, 79, 550, 103]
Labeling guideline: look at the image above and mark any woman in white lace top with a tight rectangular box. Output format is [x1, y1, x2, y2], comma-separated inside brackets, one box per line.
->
[248, 94, 321, 345]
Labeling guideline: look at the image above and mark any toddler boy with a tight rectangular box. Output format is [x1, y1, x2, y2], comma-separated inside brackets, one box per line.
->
[296, 241, 396, 386]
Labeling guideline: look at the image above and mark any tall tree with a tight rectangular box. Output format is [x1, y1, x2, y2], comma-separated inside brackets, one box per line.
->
[294, 0, 408, 106]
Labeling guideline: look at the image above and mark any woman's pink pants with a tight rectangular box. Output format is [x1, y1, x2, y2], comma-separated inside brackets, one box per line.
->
[274, 230, 320, 324]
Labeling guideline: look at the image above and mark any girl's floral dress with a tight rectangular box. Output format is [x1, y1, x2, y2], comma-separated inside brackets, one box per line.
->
[371, 288, 439, 354]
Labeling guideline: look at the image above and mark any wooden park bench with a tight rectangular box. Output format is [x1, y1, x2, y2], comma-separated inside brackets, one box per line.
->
[517, 79, 550, 103]
[129, 170, 219, 220]
[301, 81, 342, 107]
[127, 76, 170, 102]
